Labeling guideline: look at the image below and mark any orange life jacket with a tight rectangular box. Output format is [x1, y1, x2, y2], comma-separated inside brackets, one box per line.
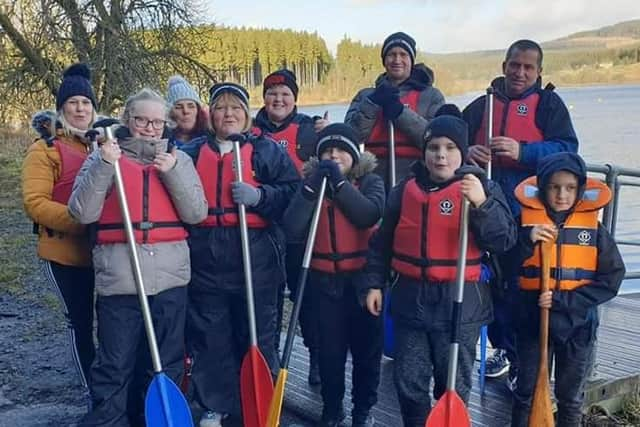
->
[474, 92, 544, 171]
[311, 189, 375, 273]
[51, 139, 88, 204]
[367, 90, 421, 159]
[391, 179, 482, 281]
[268, 122, 304, 173]
[515, 176, 611, 291]
[96, 156, 187, 244]
[195, 142, 268, 228]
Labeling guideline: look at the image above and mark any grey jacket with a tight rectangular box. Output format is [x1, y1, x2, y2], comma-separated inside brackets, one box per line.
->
[68, 135, 208, 296]
[344, 64, 445, 187]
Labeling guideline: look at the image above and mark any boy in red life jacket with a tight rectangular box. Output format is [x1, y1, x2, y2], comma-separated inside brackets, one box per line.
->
[361, 105, 517, 427]
[283, 123, 385, 427]
[509, 152, 625, 427]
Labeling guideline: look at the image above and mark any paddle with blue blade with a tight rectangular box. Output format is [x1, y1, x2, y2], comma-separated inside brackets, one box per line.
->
[229, 134, 274, 427]
[93, 119, 194, 427]
[266, 176, 327, 427]
[425, 196, 472, 427]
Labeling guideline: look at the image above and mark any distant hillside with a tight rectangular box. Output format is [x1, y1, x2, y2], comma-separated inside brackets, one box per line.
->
[544, 19, 640, 49]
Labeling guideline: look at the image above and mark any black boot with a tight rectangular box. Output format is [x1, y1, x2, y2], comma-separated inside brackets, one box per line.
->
[317, 404, 345, 427]
[352, 407, 375, 427]
[308, 348, 321, 386]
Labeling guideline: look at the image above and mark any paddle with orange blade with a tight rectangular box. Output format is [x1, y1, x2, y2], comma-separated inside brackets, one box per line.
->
[230, 134, 274, 427]
[425, 197, 471, 427]
[528, 239, 555, 427]
[266, 176, 328, 427]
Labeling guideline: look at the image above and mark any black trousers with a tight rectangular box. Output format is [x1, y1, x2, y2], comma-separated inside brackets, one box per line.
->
[285, 242, 318, 352]
[43, 260, 95, 389]
[313, 275, 383, 416]
[79, 287, 186, 427]
[187, 285, 279, 416]
[393, 323, 480, 427]
[487, 276, 519, 369]
[511, 323, 595, 427]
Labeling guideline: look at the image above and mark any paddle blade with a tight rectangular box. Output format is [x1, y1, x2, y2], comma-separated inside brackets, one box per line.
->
[241, 346, 275, 427]
[145, 373, 194, 427]
[266, 368, 288, 427]
[529, 366, 554, 427]
[425, 390, 470, 427]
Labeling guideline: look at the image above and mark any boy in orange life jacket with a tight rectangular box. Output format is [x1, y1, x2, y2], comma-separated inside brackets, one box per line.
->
[283, 123, 385, 427]
[361, 105, 517, 427]
[509, 152, 625, 427]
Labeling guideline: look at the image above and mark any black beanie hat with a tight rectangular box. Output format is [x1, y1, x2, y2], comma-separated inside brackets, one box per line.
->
[423, 104, 469, 160]
[208, 82, 250, 108]
[56, 63, 97, 111]
[263, 69, 299, 101]
[381, 32, 417, 65]
[316, 123, 361, 165]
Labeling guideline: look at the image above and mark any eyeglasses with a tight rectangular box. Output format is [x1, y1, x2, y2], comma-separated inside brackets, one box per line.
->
[133, 116, 166, 130]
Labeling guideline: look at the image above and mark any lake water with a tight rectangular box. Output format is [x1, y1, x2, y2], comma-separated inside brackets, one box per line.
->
[298, 84, 640, 294]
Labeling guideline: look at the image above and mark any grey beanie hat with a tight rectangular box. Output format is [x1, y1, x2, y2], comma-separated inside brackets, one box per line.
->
[166, 75, 200, 106]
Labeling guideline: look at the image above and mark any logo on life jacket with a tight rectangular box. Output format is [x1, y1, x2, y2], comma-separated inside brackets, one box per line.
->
[578, 230, 592, 245]
[440, 199, 454, 215]
[516, 103, 528, 116]
[277, 139, 289, 148]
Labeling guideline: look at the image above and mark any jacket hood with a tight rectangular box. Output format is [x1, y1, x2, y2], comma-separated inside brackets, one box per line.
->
[254, 106, 298, 132]
[31, 110, 57, 139]
[115, 126, 169, 164]
[302, 151, 378, 181]
[536, 152, 587, 220]
[375, 63, 434, 90]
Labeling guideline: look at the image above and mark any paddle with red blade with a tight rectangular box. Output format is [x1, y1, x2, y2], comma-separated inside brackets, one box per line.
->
[528, 239, 555, 427]
[229, 134, 274, 427]
[425, 196, 472, 427]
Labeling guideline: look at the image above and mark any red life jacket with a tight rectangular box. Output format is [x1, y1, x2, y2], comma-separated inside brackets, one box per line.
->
[391, 179, 482, 282]
[474, 91, 544, 171]
[96, 156, 187, 244]
[367, 90, 421, 159]
[515, 176, 611, 291]
[268, 123, 304, 173]
[311, 192, 375, 273]
[51, 139, 88, 204]
[196, 142, 268, 228]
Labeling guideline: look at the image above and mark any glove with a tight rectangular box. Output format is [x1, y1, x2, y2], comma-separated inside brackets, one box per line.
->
[303, 168, 325, 197]
[382, 98, 404, 121]
[231, 181, 262, 207]
[368, 82, 399, 107]
[318, 159, 345, 189]
[455, 164, 488, 187]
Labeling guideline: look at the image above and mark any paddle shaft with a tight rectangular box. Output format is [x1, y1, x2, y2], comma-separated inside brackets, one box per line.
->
[485, 87, 494, 180]
[281, 177, 327, 368]
[446, 197, 470, 391]
[232, 140, 259, 347]
[106, 126, 163, 374]
[389, 121, 396, 188]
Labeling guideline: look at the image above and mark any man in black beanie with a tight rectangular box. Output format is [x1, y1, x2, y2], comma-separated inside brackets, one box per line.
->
[345, 31, 445, 191]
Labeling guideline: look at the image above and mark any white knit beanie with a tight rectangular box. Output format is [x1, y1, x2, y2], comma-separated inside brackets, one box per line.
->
[166, 75, 200, 106]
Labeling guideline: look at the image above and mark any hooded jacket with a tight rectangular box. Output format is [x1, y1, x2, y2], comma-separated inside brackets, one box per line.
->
[67, 127, 208, 296]
[360, 161, 517, 330]
[283, 151, 385, 297]
[22, 111, 92, 266]
[462, 76, 578, 216]
[506, 152, 625, 342]
[344, 64, 445, 187]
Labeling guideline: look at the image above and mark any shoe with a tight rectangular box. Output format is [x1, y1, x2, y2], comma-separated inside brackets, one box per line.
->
[200, 411, 228, 427]
[317, 405, 346, 427]
[352, 412, 375, 427]
[484, 349, 510, 378]
[308, 349, 321, 386]
[506, 369, 518, 392]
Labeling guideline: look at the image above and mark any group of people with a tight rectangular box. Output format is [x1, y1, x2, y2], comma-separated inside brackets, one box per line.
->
[21, 30, 625, 427]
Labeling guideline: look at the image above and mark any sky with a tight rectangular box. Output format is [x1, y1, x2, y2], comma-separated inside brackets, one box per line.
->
[202, 0, 640, 54]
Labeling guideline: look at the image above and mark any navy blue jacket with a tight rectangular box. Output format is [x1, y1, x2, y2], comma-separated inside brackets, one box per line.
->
[360, 162, 517, 330]
[254, 107, 318, 162]
[463, 77, 578, 216]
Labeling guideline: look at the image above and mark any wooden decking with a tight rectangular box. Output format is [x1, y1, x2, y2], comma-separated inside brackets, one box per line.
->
[281, 295, 640, 426]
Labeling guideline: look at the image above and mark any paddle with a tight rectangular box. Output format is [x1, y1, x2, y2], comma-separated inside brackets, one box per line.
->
[388, 121, 396, 187]
[485, 87, 494, 180]
[229, 134, 274, 427]
[266, 176, 328, 427]
[92, 119, 194, 427]
[425, 197, 472, 427]
[528, 239, 555, 427]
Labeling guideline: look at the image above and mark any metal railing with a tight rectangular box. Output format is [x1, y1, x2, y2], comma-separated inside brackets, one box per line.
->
[587, 163, 640, 280]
